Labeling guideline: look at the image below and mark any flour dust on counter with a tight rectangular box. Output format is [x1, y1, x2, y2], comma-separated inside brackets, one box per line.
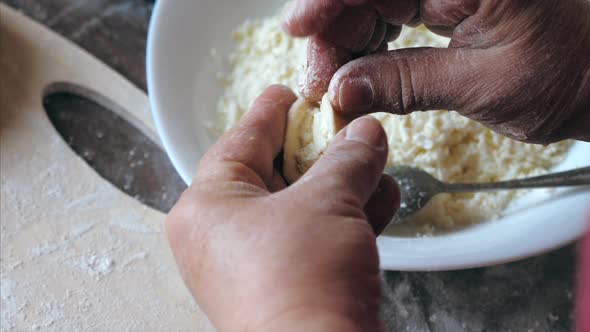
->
[0, 4, 214, 330]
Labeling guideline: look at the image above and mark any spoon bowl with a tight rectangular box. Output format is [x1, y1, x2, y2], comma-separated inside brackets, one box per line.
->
[384, 166, 442, 219]
[385, 165, 590, 223]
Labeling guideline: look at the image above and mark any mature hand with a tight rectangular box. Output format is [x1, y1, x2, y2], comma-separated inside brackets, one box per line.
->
[166, 85, 399, 332]
[282, 0, 590, 144]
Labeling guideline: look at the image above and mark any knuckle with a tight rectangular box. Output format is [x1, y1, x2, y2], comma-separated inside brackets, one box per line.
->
[311, 193, 366, 218]
[421, 0, 478, 26]
[218, 161, 267, 187]
[388, 57, 416, 114]
[340, 53, 418, 114]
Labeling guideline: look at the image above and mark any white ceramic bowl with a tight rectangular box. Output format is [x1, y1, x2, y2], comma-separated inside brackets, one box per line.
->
[147, 0, 590, 271]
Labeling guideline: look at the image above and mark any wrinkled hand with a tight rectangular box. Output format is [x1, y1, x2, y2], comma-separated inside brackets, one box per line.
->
[283, 0, 590, 144]
[166, 85, 399, 332]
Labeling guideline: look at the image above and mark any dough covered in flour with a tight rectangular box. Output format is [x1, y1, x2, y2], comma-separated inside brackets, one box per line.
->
[283, 94, 346, 183]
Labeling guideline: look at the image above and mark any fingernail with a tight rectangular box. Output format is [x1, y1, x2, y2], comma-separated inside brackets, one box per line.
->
[338, 77, 374, 113]
[346, 117, 386, 149]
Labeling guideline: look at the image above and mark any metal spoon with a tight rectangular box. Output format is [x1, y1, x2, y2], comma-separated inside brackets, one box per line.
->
[384, 165, 590, 223]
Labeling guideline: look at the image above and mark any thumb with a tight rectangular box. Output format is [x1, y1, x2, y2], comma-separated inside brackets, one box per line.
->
[327, 47, 483, 115]
[291, 116, 389, 208]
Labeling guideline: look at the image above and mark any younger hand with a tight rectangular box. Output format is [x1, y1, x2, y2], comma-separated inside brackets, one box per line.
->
[166, 85, 399, 332]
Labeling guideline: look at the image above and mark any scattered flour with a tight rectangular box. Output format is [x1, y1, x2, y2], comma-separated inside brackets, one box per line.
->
[548, 312, 559, 322]
[1, 278, 22, 331]
[78, 254, 115, 280]
[0, 8, 215, 329]
[109, 209, 160, 234]
[121, 252, 148, 268]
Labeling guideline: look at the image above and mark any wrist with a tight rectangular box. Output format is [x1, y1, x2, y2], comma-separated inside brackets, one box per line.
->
[251, 306, 385, 332]
[226, 289, 385, 332]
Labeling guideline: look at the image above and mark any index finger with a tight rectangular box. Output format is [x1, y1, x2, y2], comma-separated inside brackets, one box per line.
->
[282, 0, 348, 37]
[196, 85, 297, 188]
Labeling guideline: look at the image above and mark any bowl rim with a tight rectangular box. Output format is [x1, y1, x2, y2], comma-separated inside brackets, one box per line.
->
[147, 0, 193, 185]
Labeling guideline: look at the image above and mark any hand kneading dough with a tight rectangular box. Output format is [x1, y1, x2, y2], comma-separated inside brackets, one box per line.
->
[224, 17, 571, 230]
[283, 94, 346, 183]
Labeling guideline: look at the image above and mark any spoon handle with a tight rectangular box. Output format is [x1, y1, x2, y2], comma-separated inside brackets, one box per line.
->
[441, 166, 590, 193]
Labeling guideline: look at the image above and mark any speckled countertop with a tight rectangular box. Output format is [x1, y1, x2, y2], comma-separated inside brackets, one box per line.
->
[1, 1, 580, 331]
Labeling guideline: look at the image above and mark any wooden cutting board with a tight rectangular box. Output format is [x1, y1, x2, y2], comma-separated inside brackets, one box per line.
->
[0, 5, 215, 331]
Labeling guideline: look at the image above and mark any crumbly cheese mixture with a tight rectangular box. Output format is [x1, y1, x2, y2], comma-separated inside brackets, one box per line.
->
[215, 18, 307, 133]
[215, 16, 571, 231]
